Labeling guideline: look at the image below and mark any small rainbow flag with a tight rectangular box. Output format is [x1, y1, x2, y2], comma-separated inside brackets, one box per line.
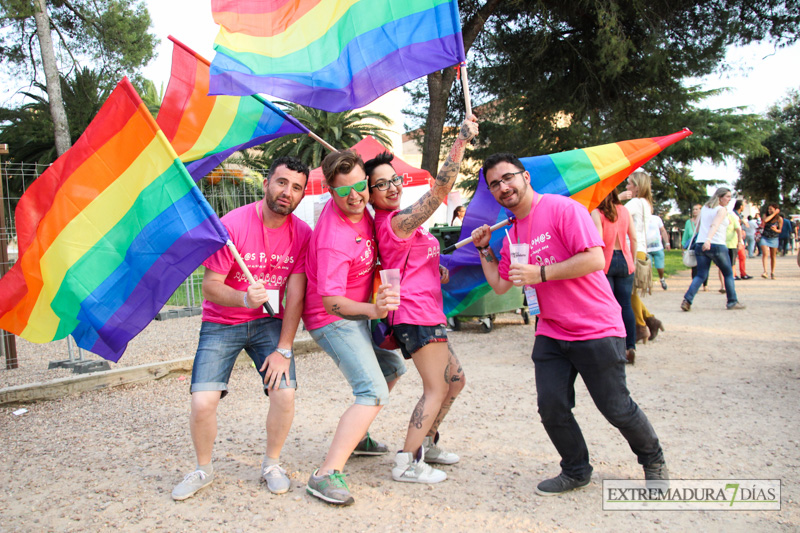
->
[157, 36, 309, 181]
[0, 78, 230, 361]
[440, 129, 693, 317]
[208, 0, 465, 112]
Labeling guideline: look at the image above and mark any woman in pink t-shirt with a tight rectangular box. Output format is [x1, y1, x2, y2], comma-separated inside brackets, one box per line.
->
[366, 115, 478, 485]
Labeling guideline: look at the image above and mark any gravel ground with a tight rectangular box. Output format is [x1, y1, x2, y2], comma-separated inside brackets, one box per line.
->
[1, 255, 799, 532]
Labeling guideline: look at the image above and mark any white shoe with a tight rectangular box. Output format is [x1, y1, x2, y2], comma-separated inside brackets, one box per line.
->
[392, 451, 446, 483]
[172, 469, 214, 501]
[262, 462, 290, 494]
[423, 435, 460, 465]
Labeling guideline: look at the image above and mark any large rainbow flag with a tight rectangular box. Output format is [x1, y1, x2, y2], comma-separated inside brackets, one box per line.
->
[208, 0, 466, 112]
[0, 78, 230, 361]
[157, 36, 309, 181]
[441, 129, 693, 317]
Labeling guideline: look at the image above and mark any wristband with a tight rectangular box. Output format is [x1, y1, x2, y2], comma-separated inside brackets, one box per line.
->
[540, 265, 547, 282]
[243, 291, 250, 308]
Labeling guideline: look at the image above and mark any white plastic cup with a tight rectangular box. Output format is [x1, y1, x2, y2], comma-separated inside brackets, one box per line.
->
[379, 268, 401, 303]
[509, 243, 529, 265]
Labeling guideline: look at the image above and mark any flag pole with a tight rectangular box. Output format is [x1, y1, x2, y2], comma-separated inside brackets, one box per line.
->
[460, 63, 473, 117]
[442, 216, 516, 254]
[226, 240, 275, 316]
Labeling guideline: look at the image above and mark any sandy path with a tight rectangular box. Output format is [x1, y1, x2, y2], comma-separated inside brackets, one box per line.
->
[1, 255, 798, 532]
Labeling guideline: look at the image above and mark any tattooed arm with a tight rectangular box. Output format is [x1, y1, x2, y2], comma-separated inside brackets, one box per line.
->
[322, 282, 399, 321]
[391, 115, 479, 239]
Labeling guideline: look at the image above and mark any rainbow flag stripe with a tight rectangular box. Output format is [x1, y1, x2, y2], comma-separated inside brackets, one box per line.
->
[208, 0, 465, 112]
[0, 78, 230, 361]
[157, 36, 309, 181]
[440, 129, 693, 317]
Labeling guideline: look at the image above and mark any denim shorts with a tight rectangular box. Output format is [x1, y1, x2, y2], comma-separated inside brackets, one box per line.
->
[191, 317, 296, 398]
[647, 249, 665, 270]
[760, 236, 779, 248]
[393, 323, 448, 360]
[309, 319, 406, 406]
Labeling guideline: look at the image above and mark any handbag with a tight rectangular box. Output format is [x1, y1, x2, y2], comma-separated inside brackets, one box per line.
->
[633, 200, 653, 295]
[682, 219, 700, 267]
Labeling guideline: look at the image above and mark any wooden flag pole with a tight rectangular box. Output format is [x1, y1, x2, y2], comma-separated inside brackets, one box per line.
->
[226, 240, 275, 316]
[460, 63, 473, 117]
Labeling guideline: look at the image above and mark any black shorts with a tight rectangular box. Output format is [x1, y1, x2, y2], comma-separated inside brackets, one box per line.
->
[393, 323, 448, 360]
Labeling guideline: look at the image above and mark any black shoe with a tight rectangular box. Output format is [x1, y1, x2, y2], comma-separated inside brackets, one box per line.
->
[734, 276, 741, 281]
[535, 472, 591, 496]
[643, 461, 669, 490]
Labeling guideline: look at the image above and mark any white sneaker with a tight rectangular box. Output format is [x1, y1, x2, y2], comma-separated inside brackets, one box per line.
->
[172, 469, 214, 501]
[262, 462, 290, 494]
[392, 451, 447, 484]
[423, 435, 460, 465]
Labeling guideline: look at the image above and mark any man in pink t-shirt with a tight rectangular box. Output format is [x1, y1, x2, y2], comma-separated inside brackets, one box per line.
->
[303, 150, 405, 507]
[472, 153, 667, 497]
[172, 157, 312, 502]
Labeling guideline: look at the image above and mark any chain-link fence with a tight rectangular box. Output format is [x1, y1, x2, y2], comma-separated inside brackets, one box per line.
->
[0, 161, 269, 368]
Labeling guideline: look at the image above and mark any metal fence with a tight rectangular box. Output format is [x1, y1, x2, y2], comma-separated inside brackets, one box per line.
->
[0, 161, 269, 368]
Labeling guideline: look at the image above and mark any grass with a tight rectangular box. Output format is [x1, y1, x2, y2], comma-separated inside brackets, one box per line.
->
[660, 249, 689, 279]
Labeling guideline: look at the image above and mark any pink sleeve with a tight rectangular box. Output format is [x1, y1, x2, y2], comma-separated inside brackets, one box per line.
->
[292, 223, 312, 275]
[559, 201, 605, 255]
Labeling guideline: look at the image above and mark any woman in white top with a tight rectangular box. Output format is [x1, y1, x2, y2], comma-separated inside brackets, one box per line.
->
[680, 187, 745, 311]
[618, 170, 664, 343]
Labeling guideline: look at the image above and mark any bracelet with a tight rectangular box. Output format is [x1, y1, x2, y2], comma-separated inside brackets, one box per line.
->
[243, 291, 250, 308]
[540, 265, 547, 282]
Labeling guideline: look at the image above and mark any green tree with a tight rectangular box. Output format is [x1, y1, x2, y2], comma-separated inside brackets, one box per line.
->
[406, 0, 800, 208]
[737, 90, 800, 209]
[234, 103, 394, 170]
[1, 0, 156, 154]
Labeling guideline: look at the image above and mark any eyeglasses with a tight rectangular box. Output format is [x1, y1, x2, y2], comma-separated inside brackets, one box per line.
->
[487, 170, 525, 192]
[331, 179, 368, 197]
[369, 175, 403, 191]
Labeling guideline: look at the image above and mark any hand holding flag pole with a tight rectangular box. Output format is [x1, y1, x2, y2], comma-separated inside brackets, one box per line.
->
[226, 240, 275, 316]
[443, 216, 516, 254]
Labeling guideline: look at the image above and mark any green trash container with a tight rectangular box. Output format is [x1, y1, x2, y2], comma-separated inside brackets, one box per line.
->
[429, 224, 462, 252]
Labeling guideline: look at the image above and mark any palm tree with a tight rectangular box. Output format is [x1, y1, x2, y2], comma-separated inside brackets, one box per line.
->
[234, 103, 394, 170]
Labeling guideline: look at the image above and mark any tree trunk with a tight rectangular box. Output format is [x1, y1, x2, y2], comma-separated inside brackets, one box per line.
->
[419, 0, 503, 175]
[33, 0, 71, 156]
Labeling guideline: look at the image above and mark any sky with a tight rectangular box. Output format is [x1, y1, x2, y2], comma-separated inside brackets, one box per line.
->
[15, 2, 784, 191]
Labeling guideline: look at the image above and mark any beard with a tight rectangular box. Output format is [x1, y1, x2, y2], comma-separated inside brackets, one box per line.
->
[266, 193, 294, 215]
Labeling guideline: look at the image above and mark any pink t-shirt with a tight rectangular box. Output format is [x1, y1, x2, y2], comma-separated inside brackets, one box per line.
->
[303, 199, 378, 330]
[202, 202, 312, 325]
[374, 209, 445, 326]
[498, 194, 625, 341]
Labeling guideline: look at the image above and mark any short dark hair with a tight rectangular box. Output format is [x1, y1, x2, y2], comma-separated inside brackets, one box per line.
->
[733, 199, 744, 211]
[321, 150, 365, 186]
[482, 153, 524, 176]
[267, 156, 310, 186]
[364, 151, 394, 179]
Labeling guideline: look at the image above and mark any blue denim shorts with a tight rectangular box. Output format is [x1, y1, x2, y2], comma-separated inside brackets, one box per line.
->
[309, 319, 406, 406]
[647, 249, 665, 270]
[760, 236, 779, 248]
[191, 317, 296, 398]
[393, 323, 448, 360]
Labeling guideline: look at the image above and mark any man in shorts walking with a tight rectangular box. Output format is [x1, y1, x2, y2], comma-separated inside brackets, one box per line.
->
[172, 156, 312, 501]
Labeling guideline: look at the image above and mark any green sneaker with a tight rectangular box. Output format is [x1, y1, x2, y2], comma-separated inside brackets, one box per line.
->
[351, 432, 388, 456]
[306, 470, 354, 506]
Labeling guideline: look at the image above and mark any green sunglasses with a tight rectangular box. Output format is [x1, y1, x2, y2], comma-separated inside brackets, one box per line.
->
[331, 179, 368, 197]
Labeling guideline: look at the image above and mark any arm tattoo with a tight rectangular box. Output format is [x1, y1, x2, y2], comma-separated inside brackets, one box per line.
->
[409, 394, 429, 430]
[330, 304, 368, 321]
[396, 192, 440, 235]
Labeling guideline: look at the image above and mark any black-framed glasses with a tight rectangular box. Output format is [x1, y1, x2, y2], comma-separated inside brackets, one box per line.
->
[331, 179, 368, 197]
[487, 170, 525, 192]
[369, 175, 403, 191]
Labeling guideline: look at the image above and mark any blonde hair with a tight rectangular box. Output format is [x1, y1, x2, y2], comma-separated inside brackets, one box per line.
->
[705, 187, 730, 209]
[628, 170, 653, 207]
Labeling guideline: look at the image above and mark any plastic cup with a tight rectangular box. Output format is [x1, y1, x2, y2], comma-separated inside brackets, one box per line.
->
[379, 268, 401, 303]
[509, 243, 529, 265]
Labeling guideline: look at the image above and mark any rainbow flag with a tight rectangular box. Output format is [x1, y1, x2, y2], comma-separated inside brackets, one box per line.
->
[158, 36, 309, 181]
[0, 78, 230, 361]
[208, 0, 466, 112]
[440, 129, 693, 317]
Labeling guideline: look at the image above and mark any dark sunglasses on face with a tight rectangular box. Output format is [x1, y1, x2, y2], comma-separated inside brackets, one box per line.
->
[369, 175, 403, 191]
[331, 179, 368, 197]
